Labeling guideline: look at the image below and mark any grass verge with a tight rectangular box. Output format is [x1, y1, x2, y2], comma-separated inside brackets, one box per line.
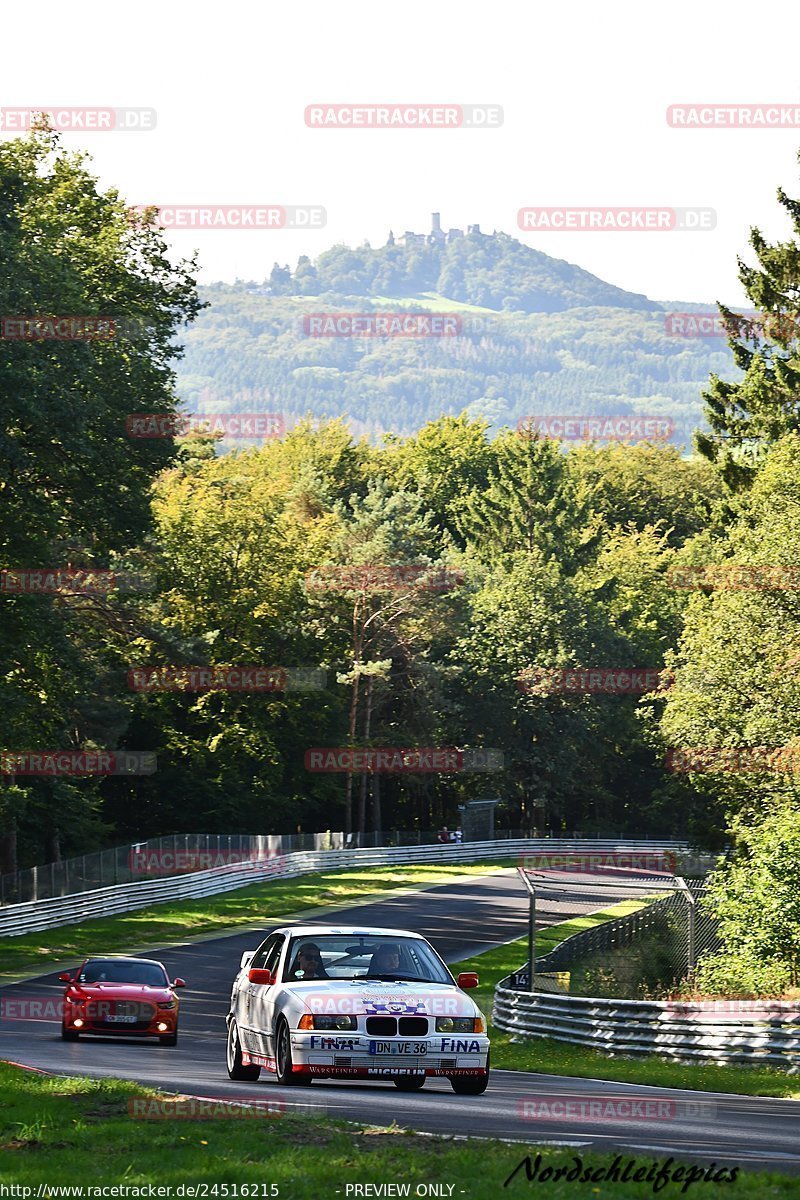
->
[452, 900, 800, 1099]
[0, 861, 511, 981]
[0, 1061, 795, 1196]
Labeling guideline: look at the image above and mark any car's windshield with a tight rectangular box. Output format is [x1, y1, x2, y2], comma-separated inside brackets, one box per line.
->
[283, 935, 451, 984]
[78, 960, 169, 986]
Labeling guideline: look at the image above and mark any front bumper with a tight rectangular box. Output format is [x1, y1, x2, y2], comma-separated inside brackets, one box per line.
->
[63, 1001, 178, 1037]
[288, 1031, 490, 1077]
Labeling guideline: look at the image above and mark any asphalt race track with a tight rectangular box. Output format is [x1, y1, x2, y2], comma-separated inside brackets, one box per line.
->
[2, 869, 799, 1172]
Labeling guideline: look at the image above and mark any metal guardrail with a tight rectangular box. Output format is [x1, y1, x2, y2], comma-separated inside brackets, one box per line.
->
[495, 878, 787, 1066]
[0, 838, 688, 938]
[1, 827, 667, 905]
[492, 987, 800, 1066]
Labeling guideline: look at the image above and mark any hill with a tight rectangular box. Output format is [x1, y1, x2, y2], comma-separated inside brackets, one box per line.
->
[174, 224, 736, 443]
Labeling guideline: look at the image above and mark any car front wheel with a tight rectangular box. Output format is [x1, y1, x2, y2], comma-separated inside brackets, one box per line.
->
[61, 1022, 79, 1042]
[160, 1027, 179, 1047]
[274, 1018, 312, 1086]
[449, 1053, 490, 1095]
[226, 1018, 261, 1082]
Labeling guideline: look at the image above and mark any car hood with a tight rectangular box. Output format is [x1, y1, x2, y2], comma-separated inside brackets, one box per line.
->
[66, 983, 174, 1002]
[285, 979, 479, 1017]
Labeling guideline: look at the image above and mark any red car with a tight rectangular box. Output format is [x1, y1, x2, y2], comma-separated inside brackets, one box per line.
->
[59, 956, 185, 1046]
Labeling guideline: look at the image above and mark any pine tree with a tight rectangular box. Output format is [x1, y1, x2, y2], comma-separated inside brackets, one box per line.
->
[698, 163, 800, 490]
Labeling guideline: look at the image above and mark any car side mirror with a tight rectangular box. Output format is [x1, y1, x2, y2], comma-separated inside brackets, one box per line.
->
[172, 978, 186, 988]
[248, 968, 274, 985]
[457, 972, 479, 989]
[58, 972, 74, 984]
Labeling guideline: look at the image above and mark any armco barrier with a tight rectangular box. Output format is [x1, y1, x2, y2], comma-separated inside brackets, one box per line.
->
[0, 839, 687, 938]
[1, 828, 686, 904]
[491, 986, 800, 1067]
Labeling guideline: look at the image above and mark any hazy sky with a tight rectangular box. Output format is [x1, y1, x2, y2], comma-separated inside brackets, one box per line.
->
[5, 0, 800, 305]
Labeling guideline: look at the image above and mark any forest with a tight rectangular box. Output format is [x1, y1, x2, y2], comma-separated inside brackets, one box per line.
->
[3, 129, 800, 993]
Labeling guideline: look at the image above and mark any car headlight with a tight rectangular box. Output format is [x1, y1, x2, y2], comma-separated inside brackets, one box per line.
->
[436, 1017, 483, 1033]
[158, 1001, 176, 1010]
[306, 1015, 357, 1030]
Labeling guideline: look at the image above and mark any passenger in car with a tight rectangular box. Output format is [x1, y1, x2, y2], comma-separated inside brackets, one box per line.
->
[368, 944, 401, 976]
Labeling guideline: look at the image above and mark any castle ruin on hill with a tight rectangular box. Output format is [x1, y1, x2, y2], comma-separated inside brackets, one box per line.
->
[387, 212, 482, 248]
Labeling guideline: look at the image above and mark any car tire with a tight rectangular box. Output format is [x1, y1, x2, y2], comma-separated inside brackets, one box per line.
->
[449, 1075, 489, 1095]
[226, 1018, 261, 1082]
[274, 1018, 312, 1086]
[160, 1028, 179, 1047]
[449, 1052, 490, 1095]
[393, 1075, 425, 1091]
[61, 1023, 79, 1042]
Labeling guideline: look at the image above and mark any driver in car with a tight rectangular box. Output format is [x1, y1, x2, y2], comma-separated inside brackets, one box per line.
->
[291, 943, 329, 980]
[368, 943, 402, 976]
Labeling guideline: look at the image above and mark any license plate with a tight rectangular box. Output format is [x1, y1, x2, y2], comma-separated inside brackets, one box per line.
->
[369, 1040, 427, 1056]
[105, 1014, 137, 1024]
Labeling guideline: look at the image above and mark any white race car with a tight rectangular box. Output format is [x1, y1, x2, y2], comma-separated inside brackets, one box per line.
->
[226, 924, 490, 1094]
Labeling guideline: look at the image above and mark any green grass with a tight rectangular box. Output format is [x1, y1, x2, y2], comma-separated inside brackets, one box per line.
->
[372, 291, 498, 313]
[453, 900, 800, 1099]
[0, 861, 511, 981]
[0, 1062, 796, 1195]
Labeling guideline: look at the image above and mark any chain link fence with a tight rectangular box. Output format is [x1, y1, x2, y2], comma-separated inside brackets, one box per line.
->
[511, 870, 721, 999]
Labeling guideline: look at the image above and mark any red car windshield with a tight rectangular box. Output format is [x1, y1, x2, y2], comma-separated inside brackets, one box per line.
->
[77, 960, 169, 986]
